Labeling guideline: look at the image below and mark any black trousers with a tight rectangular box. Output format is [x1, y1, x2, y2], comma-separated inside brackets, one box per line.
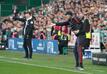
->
[58, 44, 63, 54]
[23, 38, 32, 58]
[100, 42, 105, 52]
[59, 42, 68, 55]
[73, 35, 86, 68]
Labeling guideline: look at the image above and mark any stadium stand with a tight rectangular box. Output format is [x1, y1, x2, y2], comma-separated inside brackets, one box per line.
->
[0, 0, 107, 53]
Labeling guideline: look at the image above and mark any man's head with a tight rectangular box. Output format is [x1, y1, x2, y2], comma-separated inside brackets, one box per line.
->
[65, 11, 73, 18]
[24, 11, 32, 19]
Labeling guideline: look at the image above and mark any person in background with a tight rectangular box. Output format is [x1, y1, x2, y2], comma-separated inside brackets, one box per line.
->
[33, 29, 39, 39]
[58, 30, 68, 55]
[12, 5, 19, 17]
[39, 31, 46, 39]
[2, 19, 13, 49]
[82, 15, 91, 57]
[11, 30, 18, 38]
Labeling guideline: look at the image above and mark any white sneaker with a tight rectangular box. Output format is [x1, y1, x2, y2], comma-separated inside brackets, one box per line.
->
[83, 56, 86, 59]
[6, 48, 8, 50]
[76, 67, 84, 71]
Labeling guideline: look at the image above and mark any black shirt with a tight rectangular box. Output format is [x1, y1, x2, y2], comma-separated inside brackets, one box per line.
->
[56, 17, 86, 36]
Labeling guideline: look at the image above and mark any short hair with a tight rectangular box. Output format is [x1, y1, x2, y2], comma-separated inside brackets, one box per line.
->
[65, 11, 73, 16]
[24, 11, 32, 15]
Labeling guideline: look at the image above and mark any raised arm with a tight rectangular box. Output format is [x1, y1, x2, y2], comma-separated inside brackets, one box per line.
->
[13, 16, 26, 22]
[56, 20, 70, 26]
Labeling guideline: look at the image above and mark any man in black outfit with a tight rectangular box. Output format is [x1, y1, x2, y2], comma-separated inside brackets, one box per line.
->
[55, 11, 87, 70]
[58, 32, 68, 55]
[13, 11, 34, 59]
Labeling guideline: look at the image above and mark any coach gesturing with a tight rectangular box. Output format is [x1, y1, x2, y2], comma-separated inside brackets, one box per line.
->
[13, 11, 34, 59]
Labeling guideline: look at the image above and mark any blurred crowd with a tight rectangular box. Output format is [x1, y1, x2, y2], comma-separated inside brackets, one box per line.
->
[0, 0, 107, 50]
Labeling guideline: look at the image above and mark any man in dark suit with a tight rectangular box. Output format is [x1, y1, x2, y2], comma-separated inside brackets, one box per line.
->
[55, 11, 87, 70]
[13, 11, 34, 59]
[23, 12, 34, 59]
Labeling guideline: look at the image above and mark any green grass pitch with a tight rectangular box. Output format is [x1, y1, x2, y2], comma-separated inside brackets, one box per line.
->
[0, 50, 107, 74]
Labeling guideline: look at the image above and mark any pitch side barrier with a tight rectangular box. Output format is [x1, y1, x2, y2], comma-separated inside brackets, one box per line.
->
[8, 38, 59, 55]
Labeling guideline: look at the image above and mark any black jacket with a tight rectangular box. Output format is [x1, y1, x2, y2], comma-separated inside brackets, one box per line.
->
[59, 34, 68, 46]
[13, 17, 34, 38]
[83, 19, 90, 32]
[56, 17, 86, 36]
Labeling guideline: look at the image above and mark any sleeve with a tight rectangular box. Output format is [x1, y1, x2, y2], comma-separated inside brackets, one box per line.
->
[13, 16, 25, 22]
[56, 20, 70, 26]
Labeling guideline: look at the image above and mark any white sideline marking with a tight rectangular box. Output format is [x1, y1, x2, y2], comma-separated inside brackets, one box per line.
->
[0, 56, 92, 74]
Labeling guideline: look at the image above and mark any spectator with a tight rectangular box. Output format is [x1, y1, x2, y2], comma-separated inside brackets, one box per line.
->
[58, 30, 68, 55]
[39, 31, 46, 39]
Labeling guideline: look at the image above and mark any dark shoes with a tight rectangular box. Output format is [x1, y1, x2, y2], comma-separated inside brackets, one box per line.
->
[24, 56, 32, 59]
[76, 67, 84, 71]
[75, 63, 84, 71]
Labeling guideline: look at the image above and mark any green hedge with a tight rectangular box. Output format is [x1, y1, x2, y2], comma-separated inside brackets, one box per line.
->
[0, 0, 50, 16]
[0, 4, 27, 16]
